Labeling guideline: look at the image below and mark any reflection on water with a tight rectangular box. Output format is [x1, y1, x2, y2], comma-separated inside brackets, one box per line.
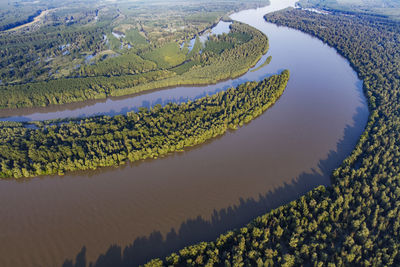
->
[0, 20, 234, 122]
[181, 20, 232, 53]
[0, 0, 369, 266]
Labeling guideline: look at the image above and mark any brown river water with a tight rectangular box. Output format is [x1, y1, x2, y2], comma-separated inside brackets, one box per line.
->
[0, 0, 368, 266]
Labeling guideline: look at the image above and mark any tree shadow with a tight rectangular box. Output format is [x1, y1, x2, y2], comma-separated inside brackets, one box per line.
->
[62, 106, 368, 267]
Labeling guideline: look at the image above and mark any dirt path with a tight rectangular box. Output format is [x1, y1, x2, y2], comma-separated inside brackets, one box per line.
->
[5, 9, 50, 32]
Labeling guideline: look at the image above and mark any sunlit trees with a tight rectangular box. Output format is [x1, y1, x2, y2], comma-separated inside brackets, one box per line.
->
[143, 9, 400, 267]
[0, 71, 289, 178]
[0, 22, 268, 109]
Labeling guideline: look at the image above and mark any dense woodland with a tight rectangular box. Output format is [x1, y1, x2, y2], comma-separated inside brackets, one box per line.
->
[251, 55, 272, 73]
[0, 0, 103, 31]
[0, 0, 267, 84]
[0, 22, 268, 108]
[297, 0, 400, 20]
[142, 9, 400, 266]
[0, 8, 111, 84]
[0, 0, 270, 108]
[0, 71, 289, 178]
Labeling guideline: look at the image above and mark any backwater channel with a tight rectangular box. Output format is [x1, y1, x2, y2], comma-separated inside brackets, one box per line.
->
[0, 0, 369, 266]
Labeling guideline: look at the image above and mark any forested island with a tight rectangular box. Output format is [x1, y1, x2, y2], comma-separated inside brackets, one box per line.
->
[3, 0, 400, 266]
[142, 8, 400, 267]
[0, 22, 267, 109]
[251, 55, 272, 72]
[0, 0, 270, 109]
[0, 70, 289, 178]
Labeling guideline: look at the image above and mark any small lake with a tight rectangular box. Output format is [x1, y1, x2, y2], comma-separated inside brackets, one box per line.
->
[0, 0, 368, 266]
[181, 20, 232, 53]
[0, 21, 236, 122]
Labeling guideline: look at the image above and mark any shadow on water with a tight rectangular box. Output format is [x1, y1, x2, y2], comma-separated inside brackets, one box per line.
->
[0, 68, 283, 122]
[73, 70, 283, 119]
[62, 105, 368, 267]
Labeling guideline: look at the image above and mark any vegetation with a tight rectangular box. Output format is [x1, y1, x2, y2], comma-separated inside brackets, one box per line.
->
[251, 55, 272, 72]
[0, 70, 176, 108]
[107, 33, 123, 52]
[0, 0, 269, 86]
[128, 23, 268, 96]
[0, 18, 108, 84]
[297, 0, 400, 20]
[124, 28, 148, 47]
[144, 9, 400, 266]
[0, 0, 77, 31]
[0, 9, 43, 31]
[0, 22, 268, 108]
[187, 36, 203, 59]
[141, 42, 188, 69]
[0, 71, 289, 178]
[77, 52, 157, 77]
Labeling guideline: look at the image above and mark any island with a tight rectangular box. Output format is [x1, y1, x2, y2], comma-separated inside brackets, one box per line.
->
[143, 7, 400, 267]
[0, 70, 289, 178]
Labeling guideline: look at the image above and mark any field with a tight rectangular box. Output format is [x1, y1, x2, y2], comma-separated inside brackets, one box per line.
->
[141, 43, 187, 69]
[0, 0, 269, 93]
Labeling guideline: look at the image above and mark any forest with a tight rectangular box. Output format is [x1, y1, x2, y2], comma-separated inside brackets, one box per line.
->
[297, 0, 400, 19]
[0, 70, 289, 178]
[0, 22, 268, 108]
[0, 9, 42, 31]
[0, 0, 271, 110]
[142, 8, 400, 266]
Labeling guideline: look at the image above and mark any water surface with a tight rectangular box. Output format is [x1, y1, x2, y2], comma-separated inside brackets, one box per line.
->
[0, 0, 368, 266]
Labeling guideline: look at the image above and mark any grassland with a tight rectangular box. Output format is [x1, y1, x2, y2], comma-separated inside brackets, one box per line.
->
[0, 0, 270, 108]
[141, 43, 188, 69]
[0, 21, 268, 108]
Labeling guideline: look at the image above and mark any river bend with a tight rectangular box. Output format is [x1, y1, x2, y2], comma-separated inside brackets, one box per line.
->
[0, 0, 368, 266]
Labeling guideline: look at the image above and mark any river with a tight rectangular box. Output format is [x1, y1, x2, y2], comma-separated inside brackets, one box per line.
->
[0, 0, 368, 266]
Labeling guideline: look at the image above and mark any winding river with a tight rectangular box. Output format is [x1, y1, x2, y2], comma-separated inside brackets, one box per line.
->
[0, 0, 368, 266]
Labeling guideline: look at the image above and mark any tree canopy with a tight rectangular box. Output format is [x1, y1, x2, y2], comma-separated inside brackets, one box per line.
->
[143, 9, 400, 267]
[0, 71, 289, 179]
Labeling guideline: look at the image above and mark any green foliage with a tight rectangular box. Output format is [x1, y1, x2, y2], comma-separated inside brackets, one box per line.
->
[228, 31, 252, 43]
[0, 0, 102, 31]
[145, 9, 400, 266]
[141, 42, 187, 69]
[0, 70, 175, 108]
[297, 0, 400, 19]
[170, 60, 200, 75]
[134, 22, 269, 93]
[185, 12, 223, 24]
[78, 52, 157, 77]
[251, 55, 272, 72]
[203, 28, 251, 55]
[0, 22, 268, 108]
[0, 71, 289, 178]
[203, 36, 234, 54]
[0, 22, 108, 84]
[124, 28, 148, 46]
[0, 9, 42, 31]
[0, 0, 270, 87]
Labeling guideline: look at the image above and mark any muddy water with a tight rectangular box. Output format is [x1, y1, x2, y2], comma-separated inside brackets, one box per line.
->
[0, 0, 368, 266]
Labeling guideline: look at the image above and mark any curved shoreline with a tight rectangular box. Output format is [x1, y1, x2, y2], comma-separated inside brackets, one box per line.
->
[146, 7, 400, 266]
[0, 22, 267, 113]
[0, 0, 369, 266]
[0, 71, 290, 179]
